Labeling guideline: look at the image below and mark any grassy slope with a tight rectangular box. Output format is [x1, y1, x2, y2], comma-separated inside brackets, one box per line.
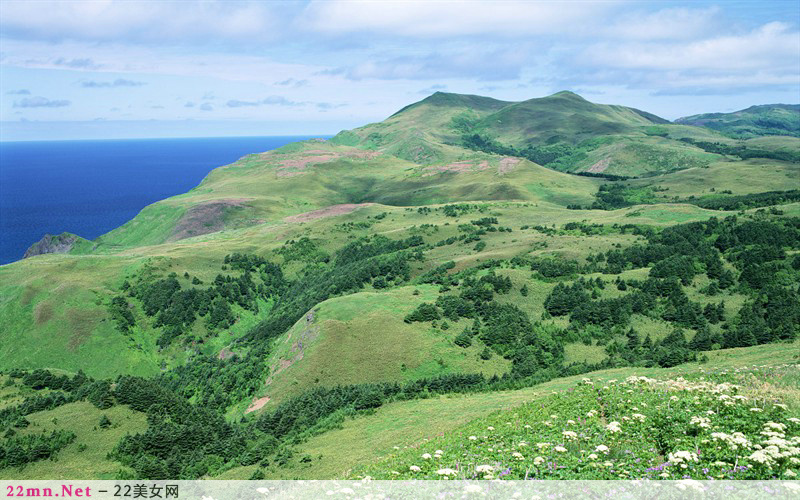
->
[1, 92, 799, 480]
[676, 104, 800, 138]
[232, 285, 510, 413]
[626, 157, 800, 201]
[476, 91, 666, 146]
[217, 340, 800, 479]
[0, 196, 768, 379]
[0, 379, 147, 480]
[330, 92, 511, 164]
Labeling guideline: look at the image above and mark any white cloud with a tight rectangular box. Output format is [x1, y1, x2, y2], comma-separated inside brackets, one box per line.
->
[300, 0, 618, 38]
[13, 96, 70, 108]
[603, 6, 720, 41]
[584, 22, 799, 71]
[0, 0, 281, 44]
[81, 78, 146, 88]
[324, 46, 532, 81]
[0, 39, 325, 86]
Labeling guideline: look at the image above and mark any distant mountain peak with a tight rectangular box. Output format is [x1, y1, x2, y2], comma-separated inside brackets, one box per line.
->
[550, 90, 586, 99]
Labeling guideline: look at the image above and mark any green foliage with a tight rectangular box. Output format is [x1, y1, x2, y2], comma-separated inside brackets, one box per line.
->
[108, 296, 135, 333]
[591, 183, 658, 210]
[404, 303, 441, 323]
[276, 238, 330, 264]
[99, 415, 112, 429]
[0, 430, 76, 469]
[692, 190, 800, 211]
[454, 329, 473, 348]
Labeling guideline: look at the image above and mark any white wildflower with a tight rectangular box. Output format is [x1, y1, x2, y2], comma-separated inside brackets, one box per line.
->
[534, 456, 545, 465]
[422, 453, 432, 460]
[562, 431, 578, 440]
[668, 451, 699, 469]
[595, 445, 610, 454]
[436, 468, 457, 476]
[554, 446, 567, 453]
[690, 416, 711, 429]
[606, 421, 622, 433]
[409, 465, 421, 472]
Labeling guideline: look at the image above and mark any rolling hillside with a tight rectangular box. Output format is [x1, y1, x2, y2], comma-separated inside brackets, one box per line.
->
[677, 104, 800, 138]
[1, 91, 799, 480]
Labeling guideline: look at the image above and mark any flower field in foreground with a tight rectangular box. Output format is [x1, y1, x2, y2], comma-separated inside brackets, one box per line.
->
[354, 364, 799, 480]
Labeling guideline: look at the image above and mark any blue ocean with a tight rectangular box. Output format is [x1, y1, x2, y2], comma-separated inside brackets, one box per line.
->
[0, 136, 325, 265]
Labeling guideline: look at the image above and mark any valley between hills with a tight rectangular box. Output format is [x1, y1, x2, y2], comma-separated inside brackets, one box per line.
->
[0, 91, 798, 480]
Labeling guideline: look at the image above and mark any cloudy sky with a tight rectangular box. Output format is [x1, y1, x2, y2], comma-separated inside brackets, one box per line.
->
[1, 0, 798, 140]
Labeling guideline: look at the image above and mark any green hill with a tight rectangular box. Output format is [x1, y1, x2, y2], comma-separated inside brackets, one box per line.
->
[474, 90, 668, 146]
[676, 104, 800, 138]
[1, 91, 799, 480]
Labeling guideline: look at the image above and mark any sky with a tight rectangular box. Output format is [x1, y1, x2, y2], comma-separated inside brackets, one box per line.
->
[1, 0, 799, 141]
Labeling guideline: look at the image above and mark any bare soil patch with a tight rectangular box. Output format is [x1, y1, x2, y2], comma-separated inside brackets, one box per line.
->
[587, 158, 611, 173]
[218, 348, 235, 360]
[285, 203, 376, 224]
[169, 198, 251, 241]
[245, 396, 271, 414]
[274, 150, 381, 177]
[497, 157, 521, 174]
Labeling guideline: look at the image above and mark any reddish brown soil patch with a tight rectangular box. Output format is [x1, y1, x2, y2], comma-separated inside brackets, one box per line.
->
[244, 396, 271, 414]
[34, 301, 53, 325]
[169, 198, 252, 241]
[218, 348, 235, 360]
[280, 154, 338, 170]
[349, 151, 381, 160]
[67, 308, 104, 351]
[285, 203, 376, 223]
[498, 157, 521, 174]
[423, 161, 475, 177]
[274, 150, 381, 177]
[587, 158, 611, 173]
